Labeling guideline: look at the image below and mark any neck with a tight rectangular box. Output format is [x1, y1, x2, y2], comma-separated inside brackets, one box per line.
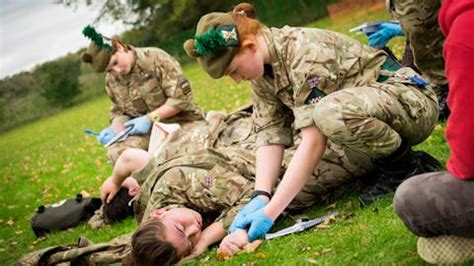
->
[256, 33, 270, 64]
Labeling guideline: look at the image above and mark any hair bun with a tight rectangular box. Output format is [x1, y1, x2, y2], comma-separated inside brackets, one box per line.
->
[81, 53, 93, 63]
[183, 39, 200, 58]
[233, 3, 257, 19]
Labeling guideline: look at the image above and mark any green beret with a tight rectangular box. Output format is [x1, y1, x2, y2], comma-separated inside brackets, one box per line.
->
[183, 12, 240, 79]
[81, 43, 112, 73]
[81, 25, 113, 73]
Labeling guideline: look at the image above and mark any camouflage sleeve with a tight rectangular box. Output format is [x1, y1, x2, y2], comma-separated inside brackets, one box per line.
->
[140, 168, 191, 221]
[155, 53, 196, 112]
[214, 189, 252, 230]
[252, 84, 293, 149]
[105, 77, 130, 123]
[215, 204, 244, 230]
[288, 41, 337, 130]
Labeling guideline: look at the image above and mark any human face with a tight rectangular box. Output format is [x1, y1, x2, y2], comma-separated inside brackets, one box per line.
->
[150, 208, 203, 258]
[106, 45, 134, 76]
[121, 177, 140, 197]
[225, 45, 264, 83]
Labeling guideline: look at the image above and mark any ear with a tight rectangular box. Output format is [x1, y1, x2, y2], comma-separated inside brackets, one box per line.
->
[112, 39, 124, 52]
[149, 208, 166, 219]
[241, 39, 258, 53]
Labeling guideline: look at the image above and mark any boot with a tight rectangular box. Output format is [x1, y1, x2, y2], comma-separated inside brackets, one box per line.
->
[436, 84, 450, 121]
[359, 143, 441, 206]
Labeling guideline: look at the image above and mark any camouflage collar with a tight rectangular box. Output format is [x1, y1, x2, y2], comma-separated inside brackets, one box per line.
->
[260, 27, 291, 90]
[127, 47, 146, 76]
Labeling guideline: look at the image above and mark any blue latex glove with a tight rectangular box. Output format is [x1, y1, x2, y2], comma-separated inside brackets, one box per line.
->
[228, 197, 267, 232]
[97, 127, 115, 145]
[368, 23, 404, 47]
[124, 115, 152, 135]
[246, 208, 274, 241]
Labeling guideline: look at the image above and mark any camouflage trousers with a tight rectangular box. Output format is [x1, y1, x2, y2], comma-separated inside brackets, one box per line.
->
[394, 172, 474, 238]
[16, 234, 131, 265]
[312, 68, 438, 159]
[388, 0, 447, 86]
[289, 140, 375, 209]
[107, 133, 150, 165]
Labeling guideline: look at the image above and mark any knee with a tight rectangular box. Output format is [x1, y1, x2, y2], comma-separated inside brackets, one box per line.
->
[121, 148, 150, 165]
[393, 177, 421, 219]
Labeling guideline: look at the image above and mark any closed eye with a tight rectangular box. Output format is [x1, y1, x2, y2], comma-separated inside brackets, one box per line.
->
[174, 225, 192, 253]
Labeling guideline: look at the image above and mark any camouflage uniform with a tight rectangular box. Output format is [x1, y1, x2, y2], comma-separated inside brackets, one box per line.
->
[252, 26, 438, 159]
[386, 0, 447, 86]
[16, 235, 131, 265]
[133, 142, 374, 227]
[105, 47, 203, 163]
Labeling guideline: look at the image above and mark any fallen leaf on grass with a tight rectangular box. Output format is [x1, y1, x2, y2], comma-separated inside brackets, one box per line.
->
[242, 240, 263, 253]
[31, 236, 47, 246]
[200, 256, 210, 262]
[326, 203, 336, 210]
[216, 240, 264, 261]
[216, 249, 232, 261]
[7, 219, 14, 226]
[358, 224, 367, 230]
[316, 214, 337, 229]
[254, 252, 267, 259]
[321, 248, 332, 254]
[306, 258, 318, 264]
[243, 262, 256, 266]
[0, 219, 3, 224]
[15, 230, 23, 235]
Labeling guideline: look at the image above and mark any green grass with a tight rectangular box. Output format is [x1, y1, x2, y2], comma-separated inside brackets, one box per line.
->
[0, 5, 457, 265]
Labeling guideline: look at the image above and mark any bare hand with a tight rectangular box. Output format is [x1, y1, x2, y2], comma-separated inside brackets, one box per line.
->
[181, 242, 208, 262]
[100, 177, 120, 203]
[218, 230, 249, 256]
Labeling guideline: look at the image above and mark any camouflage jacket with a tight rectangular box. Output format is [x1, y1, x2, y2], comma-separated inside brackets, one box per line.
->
[153, 105, 256, 163]
[105, 47, 203, 124]
[133, 147, 257, 229]
[252, 26, 387, 148]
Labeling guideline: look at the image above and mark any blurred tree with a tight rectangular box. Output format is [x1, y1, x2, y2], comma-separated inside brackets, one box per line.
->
[37, 55, 81, 107]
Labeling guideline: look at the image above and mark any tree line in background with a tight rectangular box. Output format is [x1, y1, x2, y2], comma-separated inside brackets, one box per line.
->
[0, 0, 337, 132]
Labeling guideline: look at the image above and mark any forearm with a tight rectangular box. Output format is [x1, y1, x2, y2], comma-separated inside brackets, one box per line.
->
[199, 222, 228, 247]
[255, 145, 285, 194]
[265, 126, 327, 219]
[149, 104, 182, 121]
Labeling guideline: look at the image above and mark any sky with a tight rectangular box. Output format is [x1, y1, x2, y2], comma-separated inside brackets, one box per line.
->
[0, 0, 128, 78]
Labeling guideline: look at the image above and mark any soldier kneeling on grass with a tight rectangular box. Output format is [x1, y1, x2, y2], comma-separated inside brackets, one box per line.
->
[81, 25, 204, 165]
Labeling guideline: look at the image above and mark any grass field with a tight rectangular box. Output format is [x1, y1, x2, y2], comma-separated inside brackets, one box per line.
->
[0, 5, 456, 265]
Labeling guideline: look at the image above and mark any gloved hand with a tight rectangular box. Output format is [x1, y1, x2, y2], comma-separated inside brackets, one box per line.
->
[368, 23, 404, 47]
[228, 196, 267, 232]
[124, 115, 152, 135]
[246, 208, 274, 241]
[97, 127, 115, 145]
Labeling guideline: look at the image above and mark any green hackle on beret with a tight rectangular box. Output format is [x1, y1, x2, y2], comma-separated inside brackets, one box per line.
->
[82, 25, 112, 50]
[194, 27, 225, 57]
[183, 12, 240, 79]
[81, 25, 113, 73]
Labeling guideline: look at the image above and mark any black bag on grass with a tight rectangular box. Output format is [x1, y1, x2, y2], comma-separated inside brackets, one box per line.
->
[31, 194, 102, 237]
